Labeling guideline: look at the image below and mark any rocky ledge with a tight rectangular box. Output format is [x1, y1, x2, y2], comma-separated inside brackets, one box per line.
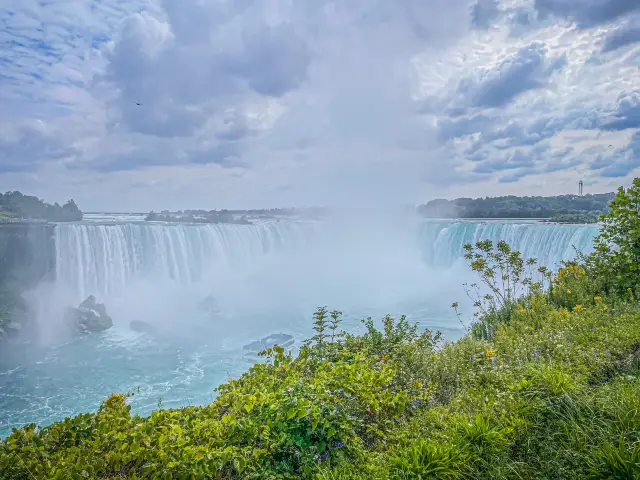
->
[64, 295, 113, 334]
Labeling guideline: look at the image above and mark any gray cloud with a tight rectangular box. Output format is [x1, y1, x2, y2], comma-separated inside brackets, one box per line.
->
[602, 17, 640, 52]
[601, 91, 640, 130]
[473, 149, 535, 174]
[452, 42, 566, 111]
[590, 132, 640, 177]
[437, 114, 494, 141]
[0, 124, 76, 173]
[103, 5, 313, 139]
[535, 0, 640, 27]
[471, 0, 500, 29]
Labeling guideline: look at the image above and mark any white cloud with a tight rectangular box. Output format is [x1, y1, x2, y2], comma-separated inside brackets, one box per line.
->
[0, 0, 638, 211]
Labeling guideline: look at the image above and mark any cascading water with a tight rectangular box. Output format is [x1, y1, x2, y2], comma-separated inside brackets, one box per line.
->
[54, 221, 316, 300]
[420, 221, 599, 269]
[1, 217, 601, 437]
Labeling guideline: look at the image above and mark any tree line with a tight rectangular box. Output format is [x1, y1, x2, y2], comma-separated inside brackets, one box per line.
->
[417, 192, 615, 219]
[0, 191, 83, 222]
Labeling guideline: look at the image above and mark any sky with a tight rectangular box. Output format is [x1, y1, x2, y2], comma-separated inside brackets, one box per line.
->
[0, 0, 639, 212]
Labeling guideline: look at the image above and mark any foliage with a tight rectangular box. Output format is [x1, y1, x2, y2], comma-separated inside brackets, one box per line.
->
[0, 191, 82, 222]
[417, 192, 614, 219]
[548, 211, 601, 224]
[452, 239, 551, 340]
[585, 178, 640, 296]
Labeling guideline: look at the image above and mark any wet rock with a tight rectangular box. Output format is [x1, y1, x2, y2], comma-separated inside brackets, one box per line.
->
[6, 321, 22, 332]
[197, 294, 218, 314]
[130, 320, 156, 334]
[65, 295, 113, 334]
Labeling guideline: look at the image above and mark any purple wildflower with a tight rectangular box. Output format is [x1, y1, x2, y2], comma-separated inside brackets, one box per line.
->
[335, 441, 344, 448]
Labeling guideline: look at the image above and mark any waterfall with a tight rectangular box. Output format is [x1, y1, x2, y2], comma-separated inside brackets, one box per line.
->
[54, 221, 315, 299]
[420, 221, 600, 269]
[52, 219, 600, 300]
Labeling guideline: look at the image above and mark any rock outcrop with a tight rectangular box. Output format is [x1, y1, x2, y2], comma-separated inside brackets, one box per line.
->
[64, 295, 113, 334]
[197, 294, 218, 315]
[130, 319, 156, 334]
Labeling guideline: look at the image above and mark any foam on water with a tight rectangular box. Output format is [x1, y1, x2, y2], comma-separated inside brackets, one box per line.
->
[0, 218, 600, 436]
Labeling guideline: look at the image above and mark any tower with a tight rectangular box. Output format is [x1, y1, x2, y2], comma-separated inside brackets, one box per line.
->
[579, 180, 583, 196]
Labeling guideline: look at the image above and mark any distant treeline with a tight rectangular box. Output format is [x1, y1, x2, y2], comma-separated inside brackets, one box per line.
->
[0, 191, 83, 222]
[546, 212, 601, 224]
[145, 211, 252, 225]
[417, 193, 615, 219]
[177, 207, 327, 217]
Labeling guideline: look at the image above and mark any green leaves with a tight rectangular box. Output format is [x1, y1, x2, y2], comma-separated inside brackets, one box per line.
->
[588, 178, 640, 296]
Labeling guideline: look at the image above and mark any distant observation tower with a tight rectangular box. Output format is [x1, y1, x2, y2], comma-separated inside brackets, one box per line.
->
[579, 180, 583, 196]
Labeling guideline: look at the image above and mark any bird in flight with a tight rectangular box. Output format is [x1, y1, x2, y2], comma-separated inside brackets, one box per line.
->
[135, 102, 143, 106]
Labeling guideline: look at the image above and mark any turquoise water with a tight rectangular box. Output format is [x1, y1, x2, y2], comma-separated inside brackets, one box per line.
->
[0, 218, 599, 436]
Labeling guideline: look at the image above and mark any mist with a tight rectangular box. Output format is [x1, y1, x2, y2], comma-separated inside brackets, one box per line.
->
[17, 208, 464, 349]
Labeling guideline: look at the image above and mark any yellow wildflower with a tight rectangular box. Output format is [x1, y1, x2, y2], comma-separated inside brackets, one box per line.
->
[594, 296, 602, 302]
[485, 347, 497, 360]
[573, 305, 584, 312]
[567, 289, 572, 295]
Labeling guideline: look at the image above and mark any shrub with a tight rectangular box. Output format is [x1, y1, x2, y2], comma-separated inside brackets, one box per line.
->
[452, 239, 551, 340]
[585, 178, 640, 296]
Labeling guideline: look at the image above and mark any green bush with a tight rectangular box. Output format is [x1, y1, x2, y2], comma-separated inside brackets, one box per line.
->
[585, 178, 640, 297]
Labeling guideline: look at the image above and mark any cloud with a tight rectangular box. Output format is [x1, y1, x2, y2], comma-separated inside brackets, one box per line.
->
[473, 149, 535, 173]
[450, 42, 566, 111]
[534, 0, 640, 27]
[471, 0, 501, 29]
[0, 121, 77, 173]
[0, 0, 639, 210]
[589, 131, 640, 177]
[602, 17, 640, 52]
[601, 91, 640, 131]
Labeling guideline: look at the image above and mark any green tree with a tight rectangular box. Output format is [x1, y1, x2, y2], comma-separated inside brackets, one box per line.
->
[588, 178, 640, 295]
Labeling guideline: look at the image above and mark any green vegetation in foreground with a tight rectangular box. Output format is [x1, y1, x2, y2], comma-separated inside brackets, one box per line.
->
[0, 191, 82, 222]
[2, 181, 640, 479]
[547, 211, 601, 224]
[417, 192, 614, 219]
